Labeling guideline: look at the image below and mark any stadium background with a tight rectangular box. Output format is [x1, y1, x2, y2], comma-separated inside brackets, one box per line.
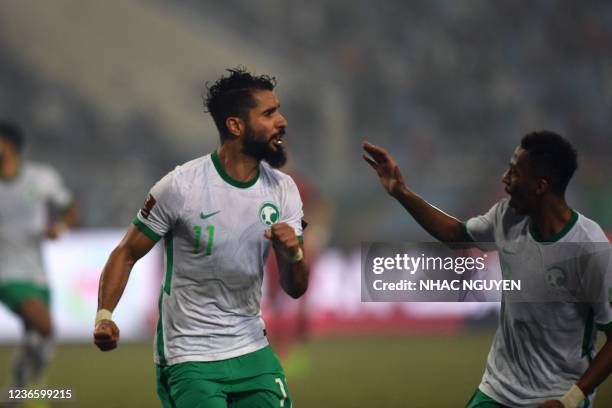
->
[0, 0, 610, 406]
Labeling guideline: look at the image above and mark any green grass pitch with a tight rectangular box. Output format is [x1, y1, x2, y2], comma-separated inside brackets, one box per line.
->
[0, 332, 610, 407]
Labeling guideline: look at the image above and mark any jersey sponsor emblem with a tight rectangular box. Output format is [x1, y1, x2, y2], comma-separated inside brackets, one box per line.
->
[259, 202, 280, 226]
[140, 194, 156, 219]
[200, 210, 220, 220]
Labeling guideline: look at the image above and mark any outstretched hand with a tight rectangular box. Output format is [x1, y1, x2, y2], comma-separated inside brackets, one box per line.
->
[362, 141, 406, 197]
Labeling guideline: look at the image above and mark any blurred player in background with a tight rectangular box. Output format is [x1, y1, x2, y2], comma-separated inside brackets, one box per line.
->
[0, 121, 77, 398]
[363, 131, 611, 408]
[94, 67, 309, 407]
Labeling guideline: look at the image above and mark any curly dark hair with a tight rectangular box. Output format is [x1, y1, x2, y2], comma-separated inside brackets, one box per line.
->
[203, 67, 276, 142]
[520, 130, 578, 196]
[0, 120, 24, 152]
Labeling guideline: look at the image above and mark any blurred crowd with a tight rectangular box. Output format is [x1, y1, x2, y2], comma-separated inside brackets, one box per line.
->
[0, 0, 610, 245]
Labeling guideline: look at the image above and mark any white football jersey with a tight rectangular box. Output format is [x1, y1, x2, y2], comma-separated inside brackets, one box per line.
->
[134, 152, 304, 365]
[0, 162, 73, 285]
[465, 198, 612, 407]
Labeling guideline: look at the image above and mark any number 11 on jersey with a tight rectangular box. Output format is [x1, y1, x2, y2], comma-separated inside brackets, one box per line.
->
[193, 225, 215, 255]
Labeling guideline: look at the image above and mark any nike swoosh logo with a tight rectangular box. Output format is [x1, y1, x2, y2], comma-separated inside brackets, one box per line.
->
[200, 210, 221, 220]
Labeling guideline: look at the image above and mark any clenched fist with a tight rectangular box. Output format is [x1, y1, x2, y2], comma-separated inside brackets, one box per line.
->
[264, 222, 302, 262]
[94, 319, 120, 352]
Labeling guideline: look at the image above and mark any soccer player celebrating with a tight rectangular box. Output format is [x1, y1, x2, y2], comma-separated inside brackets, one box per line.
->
[94, 68, 308, 408]
[0, 121, 77, 394]
[363, 131, 611, 408]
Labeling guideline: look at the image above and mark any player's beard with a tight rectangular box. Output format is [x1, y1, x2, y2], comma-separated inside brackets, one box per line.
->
[242, 125, 287, 169]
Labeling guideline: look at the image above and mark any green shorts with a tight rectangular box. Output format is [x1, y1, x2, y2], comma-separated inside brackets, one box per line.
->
[0, 281, 50, 313]
[466, 388, 594, 408]
[156, 346, 291, 408]
[465, 389, 508, 408]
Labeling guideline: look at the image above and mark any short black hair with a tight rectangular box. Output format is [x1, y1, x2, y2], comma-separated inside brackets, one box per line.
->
[0, 120, 24, 152]
[520, 130, 577, 196]
[203, 67, 276, 142]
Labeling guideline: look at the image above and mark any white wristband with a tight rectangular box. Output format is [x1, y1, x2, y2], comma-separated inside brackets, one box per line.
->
[95, 309, 113, 325]
[559, 384, 586, 408]
[290, 247, 304, 263]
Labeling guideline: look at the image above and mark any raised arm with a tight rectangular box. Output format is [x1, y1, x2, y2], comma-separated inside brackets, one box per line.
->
[363, 141, 470, 243]
[93, 224, 157, 351]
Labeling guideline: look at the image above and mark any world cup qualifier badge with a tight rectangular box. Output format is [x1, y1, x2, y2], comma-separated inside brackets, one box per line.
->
[140, 194, 157, 219]
[259, 202, 280, 226]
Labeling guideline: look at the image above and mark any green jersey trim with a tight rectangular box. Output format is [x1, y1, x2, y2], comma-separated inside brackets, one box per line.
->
[298, 235, 303, 245]
[461, 221, 475, 241]
[156, 232, 175, 365]
[581, 308, 595, 358]
[596, 321, 612, 332]
[529, 210, 578, 243]
[156, 287, 167, 365]
[164, 232, 174, 294]
[132, 217, 162, 242]
[211, 150, 259, 189]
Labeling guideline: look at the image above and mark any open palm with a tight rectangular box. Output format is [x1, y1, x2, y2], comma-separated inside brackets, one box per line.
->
[362, 141, 406, 196]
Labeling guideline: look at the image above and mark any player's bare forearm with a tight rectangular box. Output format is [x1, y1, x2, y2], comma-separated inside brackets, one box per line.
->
[97, 224, 156, 311]
[97, 246, 135, 312]
[363, 141, 469, 244]
[265, 223, 309, 298]
[95, 225, 156, 352]
[94, 242, 135, 352]
[393, 186, 468, 243]
[277, 247, 309, 298]
[576, 330, 612, 397]
[538, 330, 612, 407]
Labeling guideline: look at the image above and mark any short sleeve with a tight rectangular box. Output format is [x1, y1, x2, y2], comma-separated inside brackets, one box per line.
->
[133, 170, 182, 242]
[464, 201, 504, 243]
[281, 177, 304, 244]
[42, 166, 73, 209]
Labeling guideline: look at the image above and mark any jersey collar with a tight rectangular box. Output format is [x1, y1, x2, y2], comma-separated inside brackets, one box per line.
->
[211, 150, 259, 189]
[529, 209, 578, 243]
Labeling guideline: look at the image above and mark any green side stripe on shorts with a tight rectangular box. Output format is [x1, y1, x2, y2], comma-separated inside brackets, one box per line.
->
[132, 217, 162, 242]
